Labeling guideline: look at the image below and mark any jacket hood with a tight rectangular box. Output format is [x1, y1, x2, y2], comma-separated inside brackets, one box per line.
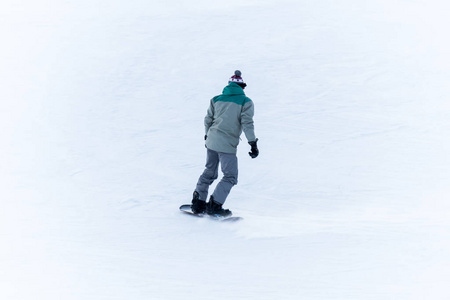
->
[222, 82, 245, 96]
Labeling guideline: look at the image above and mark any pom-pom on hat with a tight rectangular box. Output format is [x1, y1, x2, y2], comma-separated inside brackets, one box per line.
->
[228, 70, 247, 89]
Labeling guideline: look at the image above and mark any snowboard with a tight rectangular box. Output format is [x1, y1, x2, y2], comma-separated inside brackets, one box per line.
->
[179, 204, 243, 222]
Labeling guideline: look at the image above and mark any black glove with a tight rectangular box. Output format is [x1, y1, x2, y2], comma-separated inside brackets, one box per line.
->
[248, 139, 259, 158]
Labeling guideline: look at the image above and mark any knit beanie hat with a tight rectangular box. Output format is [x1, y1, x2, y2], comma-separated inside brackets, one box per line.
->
[228, 70, 247, 89]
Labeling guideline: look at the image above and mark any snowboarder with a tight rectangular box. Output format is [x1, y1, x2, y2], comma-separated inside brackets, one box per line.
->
[191, 70, 259, 217]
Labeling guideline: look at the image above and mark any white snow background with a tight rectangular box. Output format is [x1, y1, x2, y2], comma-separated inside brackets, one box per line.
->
[1, 0, 450, 299]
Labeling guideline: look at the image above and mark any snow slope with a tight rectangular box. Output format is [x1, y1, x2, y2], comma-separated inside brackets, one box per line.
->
[1, 0, 450, 299]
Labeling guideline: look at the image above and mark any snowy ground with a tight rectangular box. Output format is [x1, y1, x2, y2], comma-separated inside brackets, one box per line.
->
[1, 0, 450, 299]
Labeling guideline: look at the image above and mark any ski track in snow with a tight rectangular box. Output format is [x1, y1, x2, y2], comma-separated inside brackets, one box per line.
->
[1, 0, 450, 299]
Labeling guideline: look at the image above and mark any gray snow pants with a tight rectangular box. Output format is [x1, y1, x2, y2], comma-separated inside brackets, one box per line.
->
[195, 148, 238, 205]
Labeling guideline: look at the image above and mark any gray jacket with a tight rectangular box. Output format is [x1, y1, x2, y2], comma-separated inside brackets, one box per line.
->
[205, 83, 257, 154]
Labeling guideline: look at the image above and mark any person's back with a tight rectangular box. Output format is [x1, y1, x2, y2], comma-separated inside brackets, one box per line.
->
[205, 82, 256, 154]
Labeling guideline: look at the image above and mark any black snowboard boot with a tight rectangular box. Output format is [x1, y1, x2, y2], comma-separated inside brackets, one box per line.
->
[191, 191, 206, 214]
[206, 196, 232, 217]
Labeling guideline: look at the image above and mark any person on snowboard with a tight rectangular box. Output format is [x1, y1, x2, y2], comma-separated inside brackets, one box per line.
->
[191, 70, 259, 217]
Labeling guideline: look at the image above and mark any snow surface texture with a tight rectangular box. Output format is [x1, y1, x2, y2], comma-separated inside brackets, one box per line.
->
[1, 0, 450, 299]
